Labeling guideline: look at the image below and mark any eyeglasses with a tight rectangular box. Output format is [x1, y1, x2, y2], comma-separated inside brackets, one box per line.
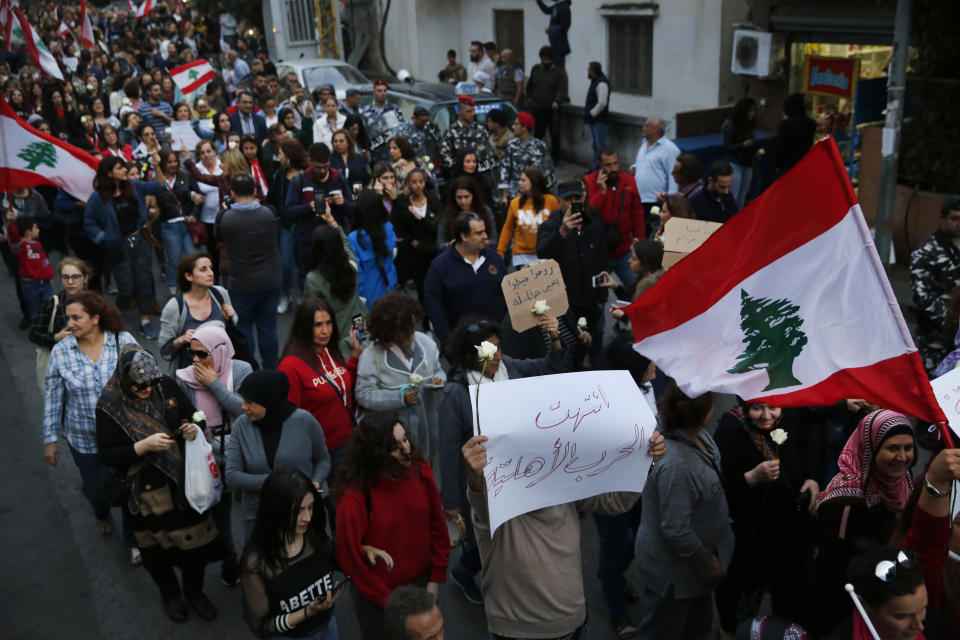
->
[874, 549, 917, 582]
[467, 320, 491, 333]
[61, 274, 85, 281]
[189, 349, 211, 360]
[132, 379, 160, 392]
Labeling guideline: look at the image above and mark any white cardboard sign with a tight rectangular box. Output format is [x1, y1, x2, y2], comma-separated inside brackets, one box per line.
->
[468, 370, 657, 534]
[927, 368, 960, 520]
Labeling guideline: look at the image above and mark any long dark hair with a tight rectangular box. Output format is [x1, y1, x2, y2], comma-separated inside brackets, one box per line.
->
[730, 97, 756, 128]
[243, 469, 330, 575]
[343, 114, 370, 150]
[332, 411, 422, 502]
[518, 167, 547, 213]
[452, 148, 479, 177]
[309, 225, 357, 302]
[354, 190, 389, 257]
[445, 316, 501, 373]
[443, 175, 487, 222]
[282, 297, 345, 367]
[93, 155, 134, 200]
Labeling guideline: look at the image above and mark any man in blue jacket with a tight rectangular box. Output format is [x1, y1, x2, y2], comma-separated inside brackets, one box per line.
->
[535, 0, 572, 68]
[229, 91, 267, 142]
[423, 211, 506, 344]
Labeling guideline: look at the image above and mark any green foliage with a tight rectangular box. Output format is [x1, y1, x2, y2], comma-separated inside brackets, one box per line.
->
[900, 0, 960, 192]
[18, 141, 58, 171]
[727, 289, 807, 391]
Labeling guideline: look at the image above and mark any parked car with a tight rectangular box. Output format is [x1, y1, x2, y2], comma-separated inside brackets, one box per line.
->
[275, 59, 371, 99]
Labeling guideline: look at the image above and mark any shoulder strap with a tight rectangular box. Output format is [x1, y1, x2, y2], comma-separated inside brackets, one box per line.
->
[617, 188, 626, 225]
[209, 286, 224, 305]
[47, 295, 59, 334]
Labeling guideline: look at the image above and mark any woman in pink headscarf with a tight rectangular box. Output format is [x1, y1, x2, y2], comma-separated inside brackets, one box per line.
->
[175, 325, 253, 587]
[804, 409, 918, 633]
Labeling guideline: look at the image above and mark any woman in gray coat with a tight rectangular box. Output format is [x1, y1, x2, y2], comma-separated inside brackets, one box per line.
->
[225, 370, 331, 539]
[633, 382, 734, 640]
[355, 292, 446, 459]
[175, 325, 251, 585]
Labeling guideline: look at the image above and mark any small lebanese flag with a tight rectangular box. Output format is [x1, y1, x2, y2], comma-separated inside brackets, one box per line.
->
[127, 0, 155, 19]
[80, 0, 95, 47]
[170, 59, 216, 95]
[625, 137, 949, 429]
[11, 8, 63, 80]
[0, 96, 99, 201]
[58, 20, 71, 39]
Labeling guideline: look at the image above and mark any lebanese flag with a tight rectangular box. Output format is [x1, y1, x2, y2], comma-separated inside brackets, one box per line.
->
[0, 96, 99, 201]
[11, 8, 63, 81]
[127, 0, 154, 19]
[2, 0, 15, 51]
[170, 59, 216, 95]
[80, 0, 95, 47]
[625, 137, 951, 439]
[58, 20, 71, 39]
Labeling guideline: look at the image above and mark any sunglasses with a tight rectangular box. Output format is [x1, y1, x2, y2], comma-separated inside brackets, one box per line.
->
[132, 379, 160, 392]
[189, 348, 211, 360]
[467, 320, 491, 333]
[874, 549, 917, 583]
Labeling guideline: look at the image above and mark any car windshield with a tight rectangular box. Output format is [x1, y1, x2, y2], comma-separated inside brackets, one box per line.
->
[300, 65, 369, 91]
[432, 100, 518, 134]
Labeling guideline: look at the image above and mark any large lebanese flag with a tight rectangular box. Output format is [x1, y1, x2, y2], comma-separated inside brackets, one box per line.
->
[80, 0, 95, 48]
[625, 137, 949, 430]
[0, 96, 99, 201]
[127, 0, 155, 19]
[170, 59, 216, 95]
[11, 8, 63, 80]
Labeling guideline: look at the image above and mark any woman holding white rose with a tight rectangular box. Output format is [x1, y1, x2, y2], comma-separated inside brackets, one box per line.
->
[96, 346, 223, 623]
[712, 399, 821, 635]
[355, 292, 446, 459]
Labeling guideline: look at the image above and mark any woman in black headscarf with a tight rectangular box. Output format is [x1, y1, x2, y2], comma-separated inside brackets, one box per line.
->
[96, 345, 223, 623]
[225, 370, 331, 540]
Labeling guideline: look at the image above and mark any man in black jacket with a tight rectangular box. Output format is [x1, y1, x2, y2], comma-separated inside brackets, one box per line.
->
[536, 179, 607, 363]
[689, 160, 739, 224]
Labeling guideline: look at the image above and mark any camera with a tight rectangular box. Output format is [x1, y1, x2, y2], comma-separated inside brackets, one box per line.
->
[221, 195, 234, 209]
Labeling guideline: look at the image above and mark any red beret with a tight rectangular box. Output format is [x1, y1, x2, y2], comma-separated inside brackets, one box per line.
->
[373, 79, 388, 88]
[458, 94, 475, 106]
[516, 111, 535, 130]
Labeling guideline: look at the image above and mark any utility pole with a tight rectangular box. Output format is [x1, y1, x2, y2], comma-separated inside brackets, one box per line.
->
[874, 0, 911, 266]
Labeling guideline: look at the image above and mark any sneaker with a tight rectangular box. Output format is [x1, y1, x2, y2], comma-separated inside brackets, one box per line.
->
[221, 555, 239, 586]
[162, 596, 189, 623]
[184, 592, 217, 621]
[450, 563, 483, 604]
[277, 293, 289, 315]
[130, 548, 142, 566]
[141, 322, 159, 340]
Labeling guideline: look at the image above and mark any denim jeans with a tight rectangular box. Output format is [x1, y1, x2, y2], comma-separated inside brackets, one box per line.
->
[68, 447, 135, 547]
[589, 120, 608, 171]
[636, 588, 713, 640]
[279, 226, 296, 295]
[229, 286, 280, 369]
[21, 278, 53, 321]
[593, 498, 642, 621]
[730, 162, 753, 210]
[159, 221, 198, 292]
[606, 252, 634, 291]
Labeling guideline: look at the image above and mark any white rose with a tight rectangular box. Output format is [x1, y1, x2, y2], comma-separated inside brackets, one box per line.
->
[532, 300, 550, 315]
[228, 140, 238, 150]
[164, 127, 172, 136]
[409, 373, 423, 386]
[428, 162, 435, 171]
[475, 340, 498, 361]
[192, 410, 206, 423]
[770, 428, 788, 446]
[650, 205, 661, 215]
[122, 97, 131, 106]
[577, 316, 588, 329]
[757, 148, 767, 157]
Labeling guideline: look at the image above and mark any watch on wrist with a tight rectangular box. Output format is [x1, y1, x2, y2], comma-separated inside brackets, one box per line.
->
[924, 475, 950, 498]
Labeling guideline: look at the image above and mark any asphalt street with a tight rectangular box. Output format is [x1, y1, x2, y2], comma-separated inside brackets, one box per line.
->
[0, 248, 743, 640]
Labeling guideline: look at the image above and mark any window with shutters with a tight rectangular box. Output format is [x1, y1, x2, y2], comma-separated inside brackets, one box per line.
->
[284, 0, 317, 45]
[607, 16, 653, 96]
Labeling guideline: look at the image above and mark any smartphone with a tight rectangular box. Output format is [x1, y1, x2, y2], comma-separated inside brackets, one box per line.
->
[591, 273, 608, 288]
[331, 575, 352, 593]
[614, 299, 631, 308]
[570, 201, 584, 215]
[352, 315, 366, 342]
[313, 191, 327, 215]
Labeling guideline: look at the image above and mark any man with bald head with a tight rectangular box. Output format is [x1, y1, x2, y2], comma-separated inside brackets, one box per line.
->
[632, 116, 681, 235]
[494, 48, 525, 106]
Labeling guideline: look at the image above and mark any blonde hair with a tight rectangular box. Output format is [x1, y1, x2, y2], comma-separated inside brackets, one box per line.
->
[220, 149, 250, 178]
[58, 256, 91, 278]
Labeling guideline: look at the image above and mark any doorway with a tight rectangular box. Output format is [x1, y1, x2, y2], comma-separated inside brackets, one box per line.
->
[494, 9, 525, 69]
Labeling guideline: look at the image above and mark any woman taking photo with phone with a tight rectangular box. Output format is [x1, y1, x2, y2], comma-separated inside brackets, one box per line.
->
[240, 469, 342, 640]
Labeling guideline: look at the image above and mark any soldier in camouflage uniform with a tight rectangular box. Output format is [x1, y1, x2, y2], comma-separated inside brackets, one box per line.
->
[497, 111, 555, 203]
[909, 196, 960, 374]
[397, 106, 441, 162]
[439, 94, 495, 176]
[361, 79, 405, 166]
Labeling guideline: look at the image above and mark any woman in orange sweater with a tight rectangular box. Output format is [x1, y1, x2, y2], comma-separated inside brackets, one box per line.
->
[496, 167, 557, 268]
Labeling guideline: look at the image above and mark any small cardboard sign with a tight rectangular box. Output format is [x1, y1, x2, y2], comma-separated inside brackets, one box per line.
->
[501, 259, 569, 332]
[660, 218, 723, 269]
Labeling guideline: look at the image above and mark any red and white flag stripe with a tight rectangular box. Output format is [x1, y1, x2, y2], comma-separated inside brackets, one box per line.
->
[80, 0, 95, 47]
[169, 59, 217, 95]
[624, 137, 950, 437]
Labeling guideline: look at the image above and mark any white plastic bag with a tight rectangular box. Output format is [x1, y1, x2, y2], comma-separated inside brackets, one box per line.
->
[184, 432, 222, 514]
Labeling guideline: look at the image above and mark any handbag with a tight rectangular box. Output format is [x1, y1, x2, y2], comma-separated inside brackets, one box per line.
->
[188, 218, 209, 246]
[604, 188, 627, 251]
[35, 294, 58, 394]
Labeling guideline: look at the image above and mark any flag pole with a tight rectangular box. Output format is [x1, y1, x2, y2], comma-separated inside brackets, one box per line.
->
[845, 584, 882, 640]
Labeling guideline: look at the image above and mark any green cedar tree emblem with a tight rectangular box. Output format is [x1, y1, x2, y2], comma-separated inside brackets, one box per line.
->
[18, 141, 58, 171]
[188, 69, 199, 80]
[727, 289, 808, 391]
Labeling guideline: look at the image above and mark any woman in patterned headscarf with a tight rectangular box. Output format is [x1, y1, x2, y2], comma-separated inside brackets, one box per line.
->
[96, 345, 224, 624]
[805, 409, 917, 633]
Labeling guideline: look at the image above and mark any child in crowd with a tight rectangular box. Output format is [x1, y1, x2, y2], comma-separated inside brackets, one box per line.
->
[4, 210, 54, 321]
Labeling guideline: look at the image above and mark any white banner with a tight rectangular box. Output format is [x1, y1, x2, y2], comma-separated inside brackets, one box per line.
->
[469, 370, 657, 534]
[928, 369, 960, 520]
